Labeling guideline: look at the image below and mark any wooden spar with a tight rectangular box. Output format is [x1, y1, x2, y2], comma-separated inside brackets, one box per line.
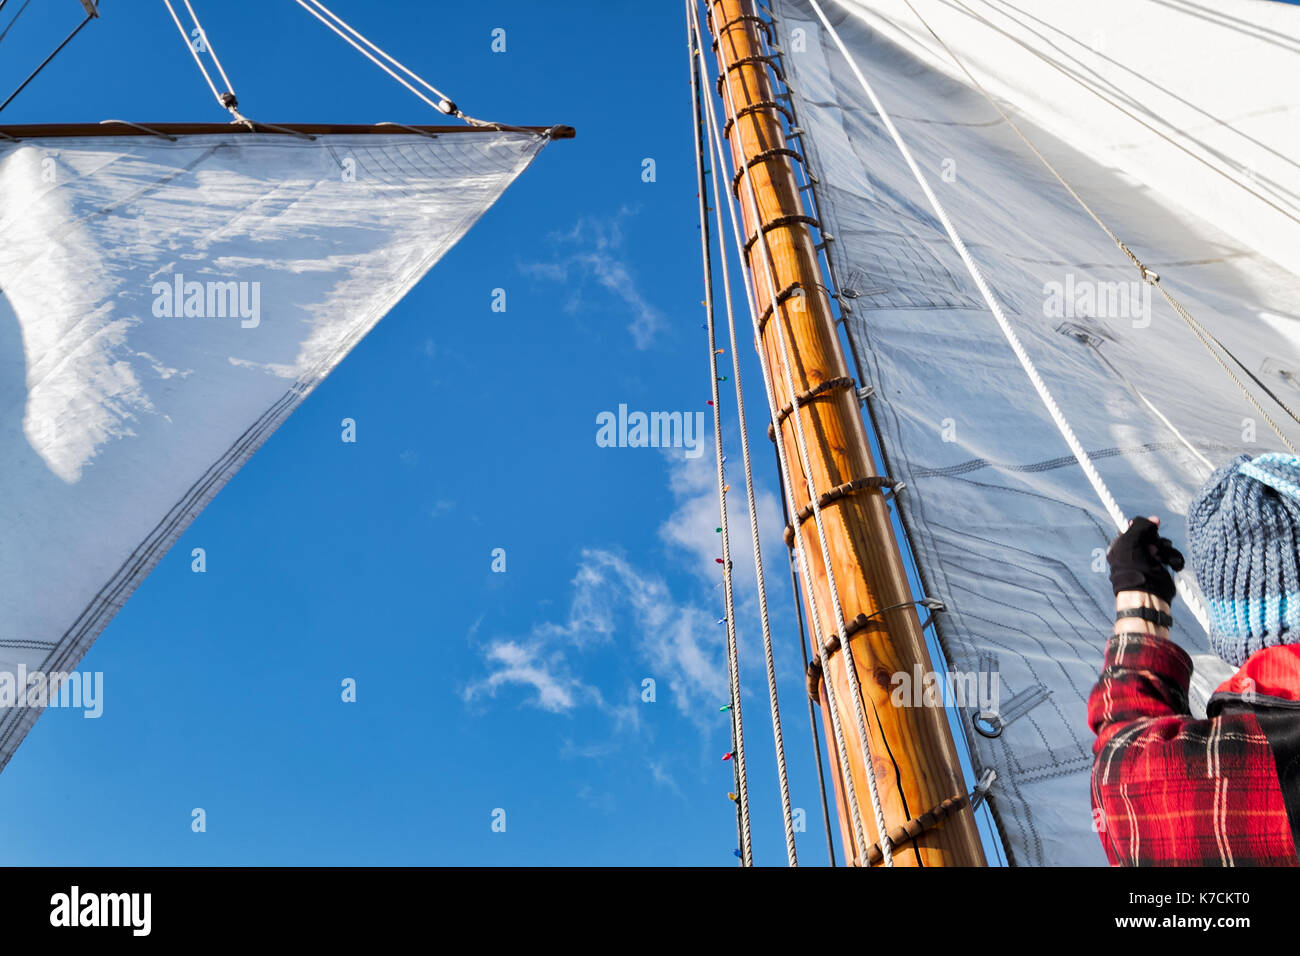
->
[704, 0, 986, 867]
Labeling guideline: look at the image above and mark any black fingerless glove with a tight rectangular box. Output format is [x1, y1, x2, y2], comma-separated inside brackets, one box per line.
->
[1106, 516, 1184, 605]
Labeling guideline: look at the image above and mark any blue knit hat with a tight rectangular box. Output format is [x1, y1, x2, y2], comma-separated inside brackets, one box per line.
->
[1188, 453, 1300, 666]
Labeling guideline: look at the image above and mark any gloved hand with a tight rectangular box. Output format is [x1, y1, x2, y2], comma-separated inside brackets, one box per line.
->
[1106, 516, 1184, 605]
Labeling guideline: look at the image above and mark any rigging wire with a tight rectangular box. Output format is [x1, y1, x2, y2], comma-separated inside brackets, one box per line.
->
[183, 0, 235, 100]
[292, 0, 533, 133]
[692, 13, 800, 867]
[705, 1, 898, 868]
[688, 10, 754, 868]
[691, 0, 892, 866]
[0, 3, 99, 115]
[805, 0, 1213, 637]
[162, 0, 249, 123]
[0, 0, 33, 49]
[293, 0, 457, 115]
[944, 0, 1300, 229]
[899, 0, 1300, 453]
[776, 441, 839, 866]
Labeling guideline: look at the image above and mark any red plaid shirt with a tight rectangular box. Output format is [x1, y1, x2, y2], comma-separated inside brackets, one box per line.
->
[1089, 634, 1300, 866]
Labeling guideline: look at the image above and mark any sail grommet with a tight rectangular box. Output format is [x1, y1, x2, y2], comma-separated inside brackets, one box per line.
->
[972, 713, 1005, 739]
[973, 683, 1052, 739]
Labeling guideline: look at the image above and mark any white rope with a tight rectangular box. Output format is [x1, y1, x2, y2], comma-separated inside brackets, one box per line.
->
[693, 14, 800, 867]
[695, 0, 894, 866]
[688, 9, 753, 868]
[293, 0, 451, 114]
[292, 0, 525, 131]
[162, 0, 223, 105]
[807, 0, 1212, 636]
[182, 0, 234, 95]
[296, 0, 456, 112]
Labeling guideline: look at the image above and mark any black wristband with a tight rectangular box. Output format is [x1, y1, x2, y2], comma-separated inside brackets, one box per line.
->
[1115, 606, 1173, 628]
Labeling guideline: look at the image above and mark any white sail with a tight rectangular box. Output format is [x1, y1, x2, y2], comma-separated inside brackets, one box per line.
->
[0, 127, 551, 770]
[772, 0, 1300, 864]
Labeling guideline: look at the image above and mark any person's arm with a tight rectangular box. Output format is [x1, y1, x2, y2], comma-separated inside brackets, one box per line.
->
[1090, 516, 1192, 742]
[1089, 591, 1193, 747]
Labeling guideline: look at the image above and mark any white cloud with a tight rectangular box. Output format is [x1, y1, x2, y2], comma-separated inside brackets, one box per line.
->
[658, 446, 787, 601]
[465, 549, 726, 719]
[519, 207, 664, 349]
[464, 640, 587, 713]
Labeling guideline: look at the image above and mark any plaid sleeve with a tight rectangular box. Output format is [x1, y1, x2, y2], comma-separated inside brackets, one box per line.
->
[1088, 632, 1193, 744]
[1087, 632, 1297, 866]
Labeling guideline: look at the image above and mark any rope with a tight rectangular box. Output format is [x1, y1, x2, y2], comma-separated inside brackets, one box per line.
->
[695, 17, 800, 868]
[183, 0, 234, 95]
[689, 13, 753, 868]
[293, 0, 534, 134]
[696, 0, 894, 866]
[778, 440, 839, 866]
[0, 0, 33, 48]
[0, 5, 97, 115]
[807, 0, 1213, 637]
[693, 1, 874, 860]
[712, 1, 897, 867]
[162, 0, 251, 123]
[859, 790, 968, 866]
[899, 0, 1299, 454]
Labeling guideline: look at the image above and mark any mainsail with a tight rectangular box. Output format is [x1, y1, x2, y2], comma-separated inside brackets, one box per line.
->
[0, 123, 562, 771]
[767, 0, 1300, 864]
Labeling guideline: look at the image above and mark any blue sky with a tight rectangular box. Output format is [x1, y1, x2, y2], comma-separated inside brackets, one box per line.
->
[0, 0, 999, 866]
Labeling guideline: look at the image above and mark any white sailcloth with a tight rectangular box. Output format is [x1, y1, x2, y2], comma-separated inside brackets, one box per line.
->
[0, 128, 548, 771]
[773, 0, 1300, 864]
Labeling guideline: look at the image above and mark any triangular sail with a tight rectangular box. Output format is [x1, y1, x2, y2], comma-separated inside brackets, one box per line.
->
[772, 0, 1300, 864]
[0, 127, 551, 771]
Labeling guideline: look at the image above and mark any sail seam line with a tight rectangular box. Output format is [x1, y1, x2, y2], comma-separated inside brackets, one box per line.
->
[897, 0, 1300, 454]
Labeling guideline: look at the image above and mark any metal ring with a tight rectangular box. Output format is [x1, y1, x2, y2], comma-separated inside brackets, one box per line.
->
[972, 711, 1004, 739]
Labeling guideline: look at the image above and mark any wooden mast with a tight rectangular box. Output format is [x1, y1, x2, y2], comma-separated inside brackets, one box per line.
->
[704, 0, 986, 867]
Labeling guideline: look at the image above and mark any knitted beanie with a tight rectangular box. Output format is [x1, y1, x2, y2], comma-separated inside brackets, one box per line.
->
[1188, 453, 1300, 666]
